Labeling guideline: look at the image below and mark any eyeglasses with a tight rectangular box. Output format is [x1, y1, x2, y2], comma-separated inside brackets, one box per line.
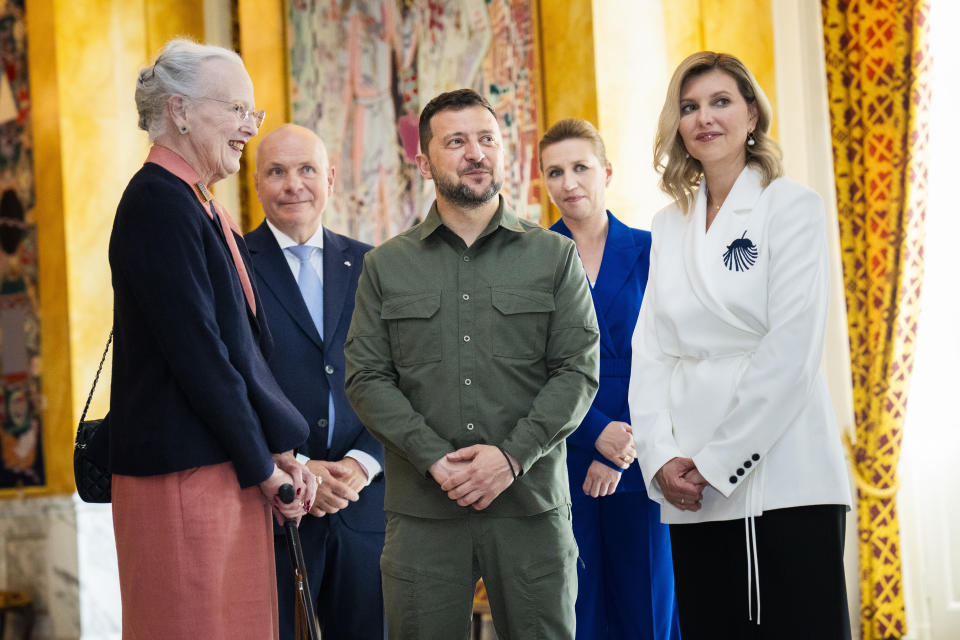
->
[196, 97, 266, 128]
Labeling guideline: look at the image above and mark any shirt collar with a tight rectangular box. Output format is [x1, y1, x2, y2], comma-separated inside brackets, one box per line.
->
[265, 219, 326, 251]
[418, 195, 526, 241]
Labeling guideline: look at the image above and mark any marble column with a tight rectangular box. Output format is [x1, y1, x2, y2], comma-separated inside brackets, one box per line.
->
[0, 495, 120, 640]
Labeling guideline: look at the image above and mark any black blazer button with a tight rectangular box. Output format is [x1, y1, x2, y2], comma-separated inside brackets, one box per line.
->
[751, 453, 760, 461]
[744, 461, 752, 469]
[729, 476, 738, 484]
[736, 468, 745, 476]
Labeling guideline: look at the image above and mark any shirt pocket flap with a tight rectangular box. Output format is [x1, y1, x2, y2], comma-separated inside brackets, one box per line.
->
[381, 292, 442, 320]
[491, 288, 555, 315]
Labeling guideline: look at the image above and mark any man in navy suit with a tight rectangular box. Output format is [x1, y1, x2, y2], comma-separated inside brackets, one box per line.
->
[246, 124, 385, 640]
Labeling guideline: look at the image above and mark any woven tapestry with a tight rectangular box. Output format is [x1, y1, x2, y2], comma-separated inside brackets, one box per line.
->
[287, 0, 543, 245]
[822, 0, 931, 637]
[0, 0, 43, 489]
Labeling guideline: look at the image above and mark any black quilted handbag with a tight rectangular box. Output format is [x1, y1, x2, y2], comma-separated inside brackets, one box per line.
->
[73, 331, 113, 503]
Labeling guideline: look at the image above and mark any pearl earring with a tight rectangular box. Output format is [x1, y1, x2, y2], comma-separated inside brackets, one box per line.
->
[179, 125, 188, 134]
[746, 132, 756, 146]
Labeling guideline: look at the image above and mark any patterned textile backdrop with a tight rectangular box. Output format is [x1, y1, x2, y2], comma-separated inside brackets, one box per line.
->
[822, 1, 930, 638]
[287, 0, 543, 245]
[0, 0, 43, 490]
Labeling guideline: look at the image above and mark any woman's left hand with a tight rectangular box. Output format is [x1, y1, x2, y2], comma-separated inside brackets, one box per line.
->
[582, 460, 622, 498]
[595, 421, 637, 469]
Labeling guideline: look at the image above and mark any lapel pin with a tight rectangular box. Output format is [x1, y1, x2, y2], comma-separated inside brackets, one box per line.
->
[344, 260, 351, 267]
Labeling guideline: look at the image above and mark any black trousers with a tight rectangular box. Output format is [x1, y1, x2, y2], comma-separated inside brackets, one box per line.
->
[670, 504, 851, 640]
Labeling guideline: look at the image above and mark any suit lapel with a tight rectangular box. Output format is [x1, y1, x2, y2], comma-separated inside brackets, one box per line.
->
[592, 213, 643, 321]
[550, 215, 620, 356]
[682, 167, 763, 335]
[322, 228, 353, 343]
[246, 224, 324, 349]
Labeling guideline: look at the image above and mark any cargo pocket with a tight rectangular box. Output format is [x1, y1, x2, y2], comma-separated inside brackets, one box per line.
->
[518, 546, 578, 639]
[491, 288, 555, 359]
[381, 291, 442, 365]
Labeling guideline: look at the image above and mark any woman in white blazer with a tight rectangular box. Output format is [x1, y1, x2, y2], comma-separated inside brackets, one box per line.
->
[629, 51, 852, 639]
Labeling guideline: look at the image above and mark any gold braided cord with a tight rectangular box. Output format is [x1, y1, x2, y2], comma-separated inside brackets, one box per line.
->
[822, 1, 930, 638]
[842, 432, 900, 500]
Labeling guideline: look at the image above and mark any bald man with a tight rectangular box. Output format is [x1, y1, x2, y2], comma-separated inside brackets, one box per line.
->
[246, 124, 385, 639]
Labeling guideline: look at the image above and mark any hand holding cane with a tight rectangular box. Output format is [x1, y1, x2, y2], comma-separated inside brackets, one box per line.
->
[278, 483, 322, 640]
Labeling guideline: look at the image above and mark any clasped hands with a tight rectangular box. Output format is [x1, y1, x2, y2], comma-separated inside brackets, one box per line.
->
[655, 457, 708, 511]
[583, 421, 636, 498]
[259, 450, 320, 525]
[430, 444, 518, 511]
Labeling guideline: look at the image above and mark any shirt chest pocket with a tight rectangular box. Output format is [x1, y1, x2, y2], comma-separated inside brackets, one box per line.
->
[381, 292, 442, 366]
[491, 288, 555, 359]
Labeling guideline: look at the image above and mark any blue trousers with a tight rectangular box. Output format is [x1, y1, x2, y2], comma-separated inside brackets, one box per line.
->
[570, 487, 681, 639]
[274, 512, 385, 640]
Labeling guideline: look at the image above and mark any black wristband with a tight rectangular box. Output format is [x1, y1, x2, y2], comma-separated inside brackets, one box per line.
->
[497, 446, 517, 481]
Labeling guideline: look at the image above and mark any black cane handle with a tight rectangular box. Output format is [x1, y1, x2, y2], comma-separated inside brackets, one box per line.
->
[278, 482, 296, 505]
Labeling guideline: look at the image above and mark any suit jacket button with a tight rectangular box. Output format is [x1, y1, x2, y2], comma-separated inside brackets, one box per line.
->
[751, 453, 760, 461]
[736, 468, 745, 476]
[729, 476, 737, 484]
[317, 419, 328, 428]
[325, 365, 334, 374]
[744, 461, 752, 469]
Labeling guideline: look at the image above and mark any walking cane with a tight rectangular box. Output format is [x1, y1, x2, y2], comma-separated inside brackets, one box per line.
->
[278, 483, 322, 640]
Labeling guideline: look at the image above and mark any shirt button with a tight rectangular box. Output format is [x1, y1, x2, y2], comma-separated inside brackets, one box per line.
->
[466, 423, 474, 430]
[464, 378, 472, 386]
[751, 453, 760, 461]
[729, 476, 738, 484]
[317, 419, 328, 428]
[744, 460, 752, 469]
[736, 468, 745, 476]
[463, 335, 471, 342]
[325, 365, 334, 374]
[462, 293, 470, 301]
[463, 255, 471, 262]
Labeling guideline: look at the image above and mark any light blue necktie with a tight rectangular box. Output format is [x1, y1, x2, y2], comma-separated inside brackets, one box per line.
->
[287, 244, 335, 446]
[287, 244, 324, 338]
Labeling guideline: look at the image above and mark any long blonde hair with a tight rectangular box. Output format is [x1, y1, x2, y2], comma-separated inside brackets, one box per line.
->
[654, 51, 783, 212]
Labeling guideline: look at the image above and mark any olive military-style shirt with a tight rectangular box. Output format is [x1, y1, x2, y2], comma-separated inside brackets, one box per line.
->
[344, 197, 600, 518]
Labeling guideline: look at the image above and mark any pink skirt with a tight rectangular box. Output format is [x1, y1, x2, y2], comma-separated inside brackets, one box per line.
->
[112, 462, 278, 640]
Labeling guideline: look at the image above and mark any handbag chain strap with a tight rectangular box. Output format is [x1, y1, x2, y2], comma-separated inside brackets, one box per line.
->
[79, 330, 114, 424]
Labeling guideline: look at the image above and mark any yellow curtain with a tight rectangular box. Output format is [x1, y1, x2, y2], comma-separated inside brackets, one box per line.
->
[821, 1, 931, 638]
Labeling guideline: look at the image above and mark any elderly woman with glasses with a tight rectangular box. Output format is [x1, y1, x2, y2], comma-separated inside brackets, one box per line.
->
[108, 39, 317, 638]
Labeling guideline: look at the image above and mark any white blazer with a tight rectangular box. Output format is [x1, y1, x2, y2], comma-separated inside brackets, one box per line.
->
[629, 166, 851, 524]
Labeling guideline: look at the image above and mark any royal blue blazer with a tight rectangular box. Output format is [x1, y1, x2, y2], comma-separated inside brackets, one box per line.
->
[108, 164, 309, 487]
[551, 211, 651, 493]
[246, 223, 385, 533]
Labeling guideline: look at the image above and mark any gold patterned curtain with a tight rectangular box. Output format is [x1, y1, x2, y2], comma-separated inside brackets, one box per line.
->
[821, 1, 931, 638]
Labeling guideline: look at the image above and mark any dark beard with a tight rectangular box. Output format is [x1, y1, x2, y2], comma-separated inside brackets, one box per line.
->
[432, 166, 502, 208]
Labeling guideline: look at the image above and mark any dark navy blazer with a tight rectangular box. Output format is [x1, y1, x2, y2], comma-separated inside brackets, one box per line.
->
[108, 164, 309, 487]
[551, 211, 651, 493]
[246, 222, 385, 532]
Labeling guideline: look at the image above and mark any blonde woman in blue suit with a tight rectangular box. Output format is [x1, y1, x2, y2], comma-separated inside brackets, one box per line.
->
[542, 119, 680, 640]
[629, 51, 852, 639]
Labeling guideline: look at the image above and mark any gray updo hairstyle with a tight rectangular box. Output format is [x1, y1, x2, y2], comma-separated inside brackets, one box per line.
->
[135, 38, 244, 141]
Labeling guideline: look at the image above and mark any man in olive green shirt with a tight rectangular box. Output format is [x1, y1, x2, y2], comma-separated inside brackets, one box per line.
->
[345, 89, 599, 639]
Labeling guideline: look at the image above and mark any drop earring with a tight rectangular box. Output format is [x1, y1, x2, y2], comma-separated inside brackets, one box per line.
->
[746, 131, 756, 146]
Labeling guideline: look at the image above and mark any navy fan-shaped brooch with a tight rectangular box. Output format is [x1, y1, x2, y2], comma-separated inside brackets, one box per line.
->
[722, 231, 758, 272]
